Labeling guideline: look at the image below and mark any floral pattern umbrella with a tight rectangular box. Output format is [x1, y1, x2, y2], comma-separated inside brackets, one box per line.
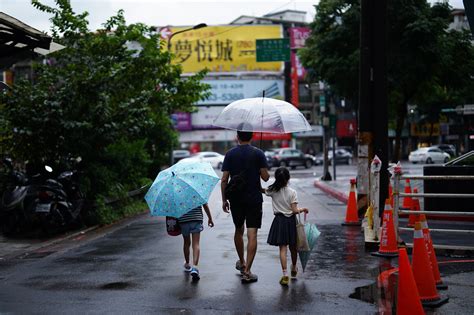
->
[144, 162, 219, 218]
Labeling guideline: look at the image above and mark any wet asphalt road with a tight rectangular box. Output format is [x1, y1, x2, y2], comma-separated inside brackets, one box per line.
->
[0, 165, 473, 314]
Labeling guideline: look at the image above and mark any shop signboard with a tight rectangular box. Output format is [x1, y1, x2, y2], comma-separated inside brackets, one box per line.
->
[289, 27, 311, 49]
[191, 106, 224, 129]
[197, 79, 284, 105]
[336, 119, 357, 138]
[179, 129, 236, 142]
[164, 25, 283, 73]
[173, 112, 192, 131]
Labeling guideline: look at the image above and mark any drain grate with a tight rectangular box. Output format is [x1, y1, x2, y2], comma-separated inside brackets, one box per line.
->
[327, 202, 346, 206]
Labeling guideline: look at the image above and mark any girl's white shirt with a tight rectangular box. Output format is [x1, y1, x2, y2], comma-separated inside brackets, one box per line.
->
[265, 186, 298, 217]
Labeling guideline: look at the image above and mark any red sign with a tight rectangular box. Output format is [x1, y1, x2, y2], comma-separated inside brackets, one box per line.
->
[252, 133, 291, 141]
[336, 119, 357, 138]
[291, 64, 299, 107]
[289, 27, 311, 49]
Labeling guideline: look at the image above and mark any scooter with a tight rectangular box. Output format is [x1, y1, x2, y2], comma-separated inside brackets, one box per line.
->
[33, 164, 84, 233]
[0, 158, 33, 235]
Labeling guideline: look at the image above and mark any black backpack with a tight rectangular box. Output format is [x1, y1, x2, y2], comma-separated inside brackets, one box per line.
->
[225, 148, 256, 201]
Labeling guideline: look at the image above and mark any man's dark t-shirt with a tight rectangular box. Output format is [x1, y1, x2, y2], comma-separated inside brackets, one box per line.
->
[222, 144, 268, 205]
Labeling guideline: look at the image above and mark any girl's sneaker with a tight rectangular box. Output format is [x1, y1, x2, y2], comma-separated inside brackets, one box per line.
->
[279, 276, 289, 286]
[190, 267, 200, 281]
[291, 266, 298, 279]
[184, 263, 192, 272]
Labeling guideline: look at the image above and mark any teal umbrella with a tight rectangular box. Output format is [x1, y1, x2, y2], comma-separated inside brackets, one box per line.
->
[144, 161, 219, 217]
[298, 220, 321, 272]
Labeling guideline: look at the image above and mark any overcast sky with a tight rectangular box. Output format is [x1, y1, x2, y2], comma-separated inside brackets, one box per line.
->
[0, 0, 466, 34]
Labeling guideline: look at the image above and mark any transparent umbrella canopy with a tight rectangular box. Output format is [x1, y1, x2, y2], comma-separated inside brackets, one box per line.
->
[212, 97, 312, 133]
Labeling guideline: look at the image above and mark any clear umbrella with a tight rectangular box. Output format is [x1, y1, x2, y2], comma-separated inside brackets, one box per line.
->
[212, 97, 311, 133]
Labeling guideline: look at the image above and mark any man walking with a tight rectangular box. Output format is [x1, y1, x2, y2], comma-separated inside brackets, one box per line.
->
[221, 129, 270, 283]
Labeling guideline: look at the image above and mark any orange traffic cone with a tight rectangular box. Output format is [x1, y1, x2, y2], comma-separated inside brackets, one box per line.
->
[419, 214, 448, 290]
[402, 179, 413, 210]
[389, 182, 394, 208]
[407, 188, 420, 227]
[412, 222, 449, 307]
[397, 248, 425, 315]
[342, 179, 360, 226]
[371, 199, 398, 258]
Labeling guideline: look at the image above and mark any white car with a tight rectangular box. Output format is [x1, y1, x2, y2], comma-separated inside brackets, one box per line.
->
[178, 151, 225, 169]
[408, 147, 450, 164]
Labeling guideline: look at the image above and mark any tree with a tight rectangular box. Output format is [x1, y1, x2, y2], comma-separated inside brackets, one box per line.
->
[300, 0, 474, 161]
[0, 0, 209, 198]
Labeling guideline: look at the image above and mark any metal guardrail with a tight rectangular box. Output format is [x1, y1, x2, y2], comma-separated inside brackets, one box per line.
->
[392, 171, 474, 251]
[102, 184, 151, 206]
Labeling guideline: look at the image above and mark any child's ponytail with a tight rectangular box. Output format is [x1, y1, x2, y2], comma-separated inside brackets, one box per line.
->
[268, 167, 290, 192]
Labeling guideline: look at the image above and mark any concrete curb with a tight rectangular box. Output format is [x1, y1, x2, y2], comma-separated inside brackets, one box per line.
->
[1, 225, 100, 261]
[314, 180, 349, 204]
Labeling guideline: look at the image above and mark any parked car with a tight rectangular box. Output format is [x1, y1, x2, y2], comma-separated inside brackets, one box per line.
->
[313, 148, 354, 165]
[433, 144, 457, 158]
[178, 151, 225, 169]
[264, 150, 276, 169]
[172, 150, 190, 163]
[408, 147, 450, 164]
[266, 148, 313, 169]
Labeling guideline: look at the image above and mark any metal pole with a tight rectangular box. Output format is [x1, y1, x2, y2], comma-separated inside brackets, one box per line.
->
[332, 130, 336, 180]
[393, 165, 401, 242]
[166, 23, 207, 166]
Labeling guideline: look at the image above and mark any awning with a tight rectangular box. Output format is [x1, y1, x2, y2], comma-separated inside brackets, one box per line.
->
[0, 11, 64, 70]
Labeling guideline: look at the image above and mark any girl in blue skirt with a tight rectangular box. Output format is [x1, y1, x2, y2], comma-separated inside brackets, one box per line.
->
[263, 167, 308, 285]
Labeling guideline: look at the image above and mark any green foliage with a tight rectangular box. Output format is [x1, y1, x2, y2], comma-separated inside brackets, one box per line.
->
[91, 197, 148, 226]
[300, 0, 474, 159]
[0, 0, 209, 203]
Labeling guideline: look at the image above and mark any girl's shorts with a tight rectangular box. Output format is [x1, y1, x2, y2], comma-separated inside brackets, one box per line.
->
[180, 221, 203, 237]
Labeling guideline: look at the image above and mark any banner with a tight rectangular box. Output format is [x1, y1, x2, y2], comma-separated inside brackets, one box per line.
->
[289, 27, 311, 49]
[198, 79, 284, 105]
[337, 119, 357, 138]
[162, 25, 283, 73]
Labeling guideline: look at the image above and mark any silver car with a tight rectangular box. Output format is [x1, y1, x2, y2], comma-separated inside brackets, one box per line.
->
[408, 147, 450, 164]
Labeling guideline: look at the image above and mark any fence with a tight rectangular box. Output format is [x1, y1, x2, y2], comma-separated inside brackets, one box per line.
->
[392, 169, 474, 251]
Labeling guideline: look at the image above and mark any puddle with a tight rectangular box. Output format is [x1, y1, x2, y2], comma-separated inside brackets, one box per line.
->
[349, 262, 398, 313]
[99, 281, 134, 290]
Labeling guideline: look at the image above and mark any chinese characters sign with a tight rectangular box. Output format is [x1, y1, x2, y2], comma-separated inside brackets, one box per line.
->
[196, 79, 284, 105]
[167, 25, 283, 73]
[256, 38, 290, 62]
[289, 27, 311, 49]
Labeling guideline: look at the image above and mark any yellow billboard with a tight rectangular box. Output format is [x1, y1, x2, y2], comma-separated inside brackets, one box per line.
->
[165, 25, 283, 73]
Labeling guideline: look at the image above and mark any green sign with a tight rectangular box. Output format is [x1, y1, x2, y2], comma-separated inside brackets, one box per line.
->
[256, 38, 290, 62]
[319, 95, 326, 112]
[329, 114, 337, 129]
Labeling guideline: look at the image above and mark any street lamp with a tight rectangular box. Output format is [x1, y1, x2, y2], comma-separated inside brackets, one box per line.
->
[166, 23, 207, 166]
[167, 23, 207, 51]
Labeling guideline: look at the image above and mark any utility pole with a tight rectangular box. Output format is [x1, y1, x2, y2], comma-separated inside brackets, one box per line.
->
[358, 0, 388, 216]
[320, 82, 332, 181]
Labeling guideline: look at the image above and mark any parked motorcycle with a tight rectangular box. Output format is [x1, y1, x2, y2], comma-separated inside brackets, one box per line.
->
[0, 158, 34, 235]
[32, 163, 84, 234]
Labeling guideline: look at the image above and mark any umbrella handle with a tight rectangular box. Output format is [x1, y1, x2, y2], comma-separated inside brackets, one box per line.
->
[304, 212, 307, 222]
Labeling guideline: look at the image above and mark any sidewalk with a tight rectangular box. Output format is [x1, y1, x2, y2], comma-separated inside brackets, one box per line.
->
[313, 175, 353, 204]
[0, 226, 99, 261]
